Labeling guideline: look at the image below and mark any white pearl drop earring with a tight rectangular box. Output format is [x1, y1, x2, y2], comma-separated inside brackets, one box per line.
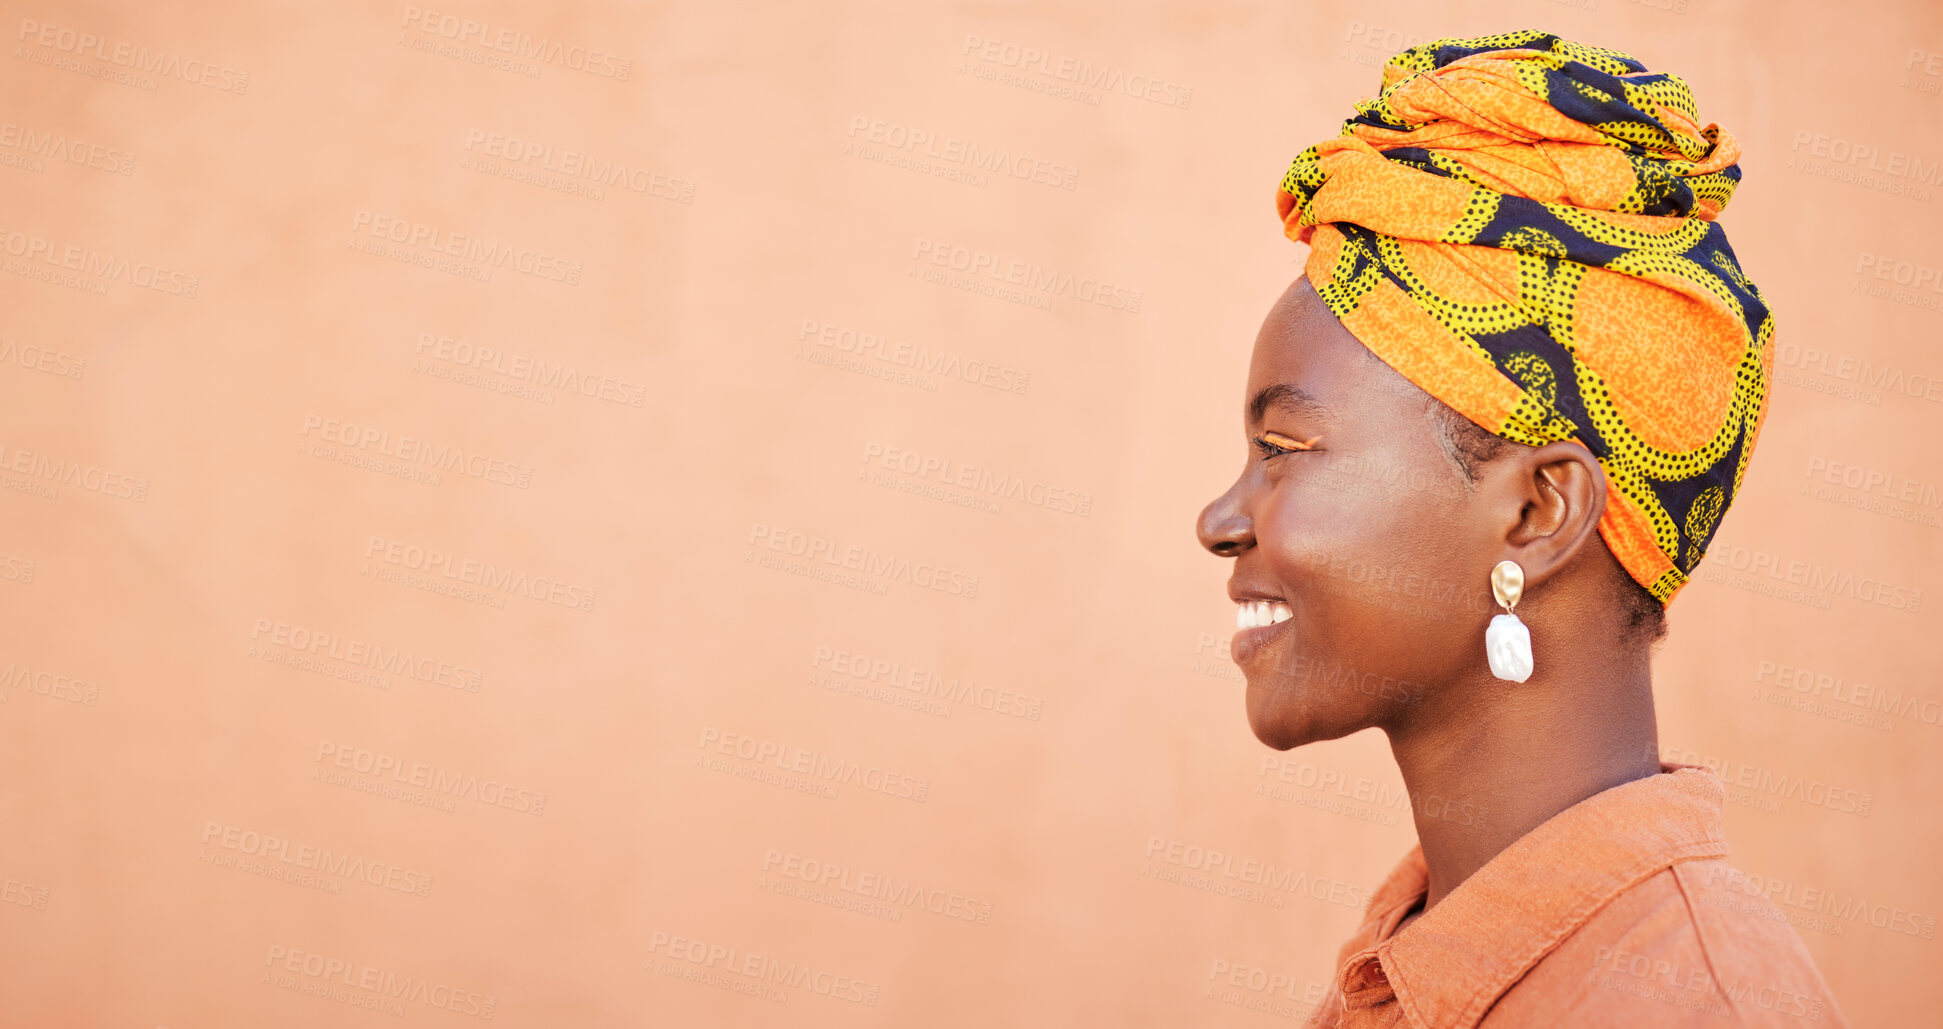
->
[1486, 559, 1533, 683]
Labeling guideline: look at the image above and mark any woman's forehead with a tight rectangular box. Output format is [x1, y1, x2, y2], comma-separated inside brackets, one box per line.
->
[1248, 280, 1388, 415]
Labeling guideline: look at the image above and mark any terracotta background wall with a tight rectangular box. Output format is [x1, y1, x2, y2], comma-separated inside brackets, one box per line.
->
[3, 0, 1938, 1025]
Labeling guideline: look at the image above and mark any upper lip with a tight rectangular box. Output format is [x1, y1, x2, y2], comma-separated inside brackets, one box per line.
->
[1227, 581, 1287, 604]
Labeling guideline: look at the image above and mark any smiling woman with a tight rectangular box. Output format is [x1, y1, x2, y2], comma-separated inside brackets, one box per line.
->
[1196, 29, 1847, 1029]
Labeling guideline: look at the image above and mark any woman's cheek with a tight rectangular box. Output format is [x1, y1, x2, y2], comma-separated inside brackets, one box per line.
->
[1254, 495, 1322, 568]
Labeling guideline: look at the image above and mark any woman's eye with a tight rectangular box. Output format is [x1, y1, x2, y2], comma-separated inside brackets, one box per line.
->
[1252, 432, 1317, 459]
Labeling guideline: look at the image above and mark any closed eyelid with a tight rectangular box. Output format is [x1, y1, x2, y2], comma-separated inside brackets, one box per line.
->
[1261, 431, 1321, 449]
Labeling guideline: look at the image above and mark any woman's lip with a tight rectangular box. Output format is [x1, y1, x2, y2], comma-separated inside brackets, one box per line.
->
[1231, 617, 1293, 669]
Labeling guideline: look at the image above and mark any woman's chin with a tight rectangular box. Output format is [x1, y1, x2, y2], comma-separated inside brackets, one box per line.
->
[1244, 677, 1360, 750]
[1244, 682, 1310, 750]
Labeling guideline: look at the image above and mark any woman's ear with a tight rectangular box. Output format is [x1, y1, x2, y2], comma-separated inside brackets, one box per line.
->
[1501, 441, 1609, 590]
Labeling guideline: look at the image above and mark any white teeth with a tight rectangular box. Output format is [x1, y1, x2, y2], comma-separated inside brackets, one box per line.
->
[1236, 600, 1291, 629]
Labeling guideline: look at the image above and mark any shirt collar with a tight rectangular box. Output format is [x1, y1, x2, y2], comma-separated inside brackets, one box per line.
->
[1339, 761, 1731, 1028]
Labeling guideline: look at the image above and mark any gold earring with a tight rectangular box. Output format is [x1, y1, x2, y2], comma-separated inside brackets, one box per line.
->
[1486, 560, 1533, 683]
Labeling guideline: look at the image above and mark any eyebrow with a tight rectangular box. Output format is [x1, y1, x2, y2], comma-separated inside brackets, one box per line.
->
[1248, 382, 1330, 427]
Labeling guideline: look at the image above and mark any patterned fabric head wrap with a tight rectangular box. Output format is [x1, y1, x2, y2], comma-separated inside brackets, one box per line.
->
[1276, 29, 1774, 605]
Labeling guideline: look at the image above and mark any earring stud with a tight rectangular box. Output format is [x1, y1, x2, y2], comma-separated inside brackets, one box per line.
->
[1486, 559, 1533, 683]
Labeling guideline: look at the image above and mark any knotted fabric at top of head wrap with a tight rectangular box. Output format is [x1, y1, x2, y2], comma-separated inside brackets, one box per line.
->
[1275, 29, 1775, 606]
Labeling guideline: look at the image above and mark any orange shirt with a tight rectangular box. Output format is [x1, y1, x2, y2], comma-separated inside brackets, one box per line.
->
[1300, 762, 1851, 1027]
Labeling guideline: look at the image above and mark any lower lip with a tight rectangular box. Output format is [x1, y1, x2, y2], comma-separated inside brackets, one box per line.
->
[1231, 617, 1293, 669]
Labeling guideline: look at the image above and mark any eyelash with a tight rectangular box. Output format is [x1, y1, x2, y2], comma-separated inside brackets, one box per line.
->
[1251, 432, 1319, 459]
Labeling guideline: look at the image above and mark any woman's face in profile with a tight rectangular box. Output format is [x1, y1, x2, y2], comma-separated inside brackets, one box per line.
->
[1198, 275, 1495, 750]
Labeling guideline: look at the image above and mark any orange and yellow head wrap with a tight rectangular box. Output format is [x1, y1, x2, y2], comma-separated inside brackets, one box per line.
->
[1276, 29, 1775, 605]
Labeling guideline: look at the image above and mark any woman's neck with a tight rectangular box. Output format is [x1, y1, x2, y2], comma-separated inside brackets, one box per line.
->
[1383, 637, 1660, 915]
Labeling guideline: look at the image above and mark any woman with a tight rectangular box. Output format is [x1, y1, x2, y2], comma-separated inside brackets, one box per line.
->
[1195, 30, 1849, 1027]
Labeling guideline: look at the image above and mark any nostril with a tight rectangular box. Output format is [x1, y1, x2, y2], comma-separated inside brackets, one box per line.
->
[1200, 516, 1253, 557]
[1197, 493, 1253, 556]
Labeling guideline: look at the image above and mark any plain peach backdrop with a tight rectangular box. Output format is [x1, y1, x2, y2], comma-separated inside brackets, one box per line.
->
[1, 1, 1939, 1025]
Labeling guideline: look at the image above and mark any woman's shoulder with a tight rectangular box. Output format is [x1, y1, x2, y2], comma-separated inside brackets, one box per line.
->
[1484, 857, 1849, 1027]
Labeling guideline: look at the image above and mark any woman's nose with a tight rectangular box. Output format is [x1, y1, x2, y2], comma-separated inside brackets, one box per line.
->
[1197, 480, 1253, 557]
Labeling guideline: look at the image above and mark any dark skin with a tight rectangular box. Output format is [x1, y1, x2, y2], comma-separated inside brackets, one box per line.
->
[1195, 274, 1662, 923]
